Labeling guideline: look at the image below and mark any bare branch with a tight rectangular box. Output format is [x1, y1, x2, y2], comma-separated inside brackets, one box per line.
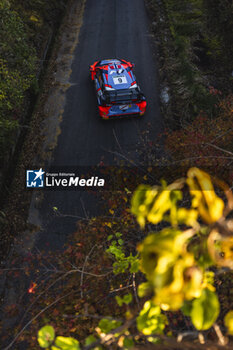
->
[204, 142, 233, 157]
[132, 273, 140, 311]
[80, 244, 97, 298]
[213, 323, 228, 346]
[3, 290, 76, 350]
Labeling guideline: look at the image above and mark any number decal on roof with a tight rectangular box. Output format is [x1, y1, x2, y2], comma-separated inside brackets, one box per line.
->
[113, 75, 127, 85]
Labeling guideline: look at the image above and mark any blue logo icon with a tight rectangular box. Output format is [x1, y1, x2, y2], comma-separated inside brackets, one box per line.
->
[26, 168, 45, 188]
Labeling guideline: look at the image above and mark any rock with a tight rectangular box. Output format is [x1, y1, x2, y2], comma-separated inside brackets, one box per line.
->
[160, 87, 170, 104]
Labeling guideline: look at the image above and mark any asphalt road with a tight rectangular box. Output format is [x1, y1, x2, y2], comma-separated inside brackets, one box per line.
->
[32, 0, 163, 246]
[54, 0, 162, 166]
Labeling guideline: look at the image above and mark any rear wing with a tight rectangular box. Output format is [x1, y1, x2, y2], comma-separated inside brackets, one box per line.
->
[104, 88, 145, 103]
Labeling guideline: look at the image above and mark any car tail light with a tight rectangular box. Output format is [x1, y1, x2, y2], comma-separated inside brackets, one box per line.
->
[137, 101, 147, 115]
[139, 101, 147, 110]
[99, 105, 111, 117]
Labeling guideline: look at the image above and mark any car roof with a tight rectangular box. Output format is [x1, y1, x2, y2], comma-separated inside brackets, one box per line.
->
[98, 59, 137, 91]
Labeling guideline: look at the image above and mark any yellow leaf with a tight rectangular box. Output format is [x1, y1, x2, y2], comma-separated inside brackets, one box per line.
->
[30, 15, 39, 22]
[187, 168, 224, 223]
[224, 310, 233, 335]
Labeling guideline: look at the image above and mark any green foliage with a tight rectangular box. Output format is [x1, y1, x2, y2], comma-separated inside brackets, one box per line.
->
[98, 318, 122, 334]
[84, 335, 99, 348]
[0, 116, 18, 158]
[137, 282, 153, 298]
[190, 288, 220, 330]
[138, 229, 204, 310]
[53, 336, 80, 350]
[37, 168, 233, 348]
[38, 325, 55, 348]
[133, 168, 230, 315]
[203, 0, 233, 69]
[0, 0, 67, 166]
[37, 326, 80, 350]
[136, 300, 167, 335]
[0, 0, 37, 164]
[0, 59, 33, 112]
[159, 0, 223, 118]
[106, 234, 139, 274]
[0, 2, 36, 73]
[224, 311, 233, 335]
[123, 337, 134, 349]
[115, 293, 133, 307]
[131, 181, 198, 228]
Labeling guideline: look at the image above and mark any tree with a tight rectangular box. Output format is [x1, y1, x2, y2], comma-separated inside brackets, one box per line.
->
[36, 168, 233, 349]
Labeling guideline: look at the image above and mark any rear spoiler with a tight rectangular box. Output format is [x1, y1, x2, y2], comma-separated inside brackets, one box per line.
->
[105, 89, 145, 103]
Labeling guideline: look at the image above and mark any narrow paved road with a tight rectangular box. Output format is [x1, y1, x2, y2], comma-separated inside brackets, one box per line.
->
[31, 0, 163, 246]
[54, 0, 162, 166]
[33, 0, 163, 246]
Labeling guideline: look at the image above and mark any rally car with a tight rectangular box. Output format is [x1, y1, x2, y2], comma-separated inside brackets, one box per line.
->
[90, 59, 147, 119]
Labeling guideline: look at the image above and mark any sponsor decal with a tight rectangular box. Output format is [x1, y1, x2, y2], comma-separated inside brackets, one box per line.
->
[119, 104, 131, 111]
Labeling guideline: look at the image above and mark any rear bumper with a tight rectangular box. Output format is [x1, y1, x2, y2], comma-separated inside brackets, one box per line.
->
[98, 102, 146, 119]
[101, 111, 144, 120]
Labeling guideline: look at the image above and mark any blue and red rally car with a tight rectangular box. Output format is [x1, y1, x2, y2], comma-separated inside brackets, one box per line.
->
[90, 59, 147, 119]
